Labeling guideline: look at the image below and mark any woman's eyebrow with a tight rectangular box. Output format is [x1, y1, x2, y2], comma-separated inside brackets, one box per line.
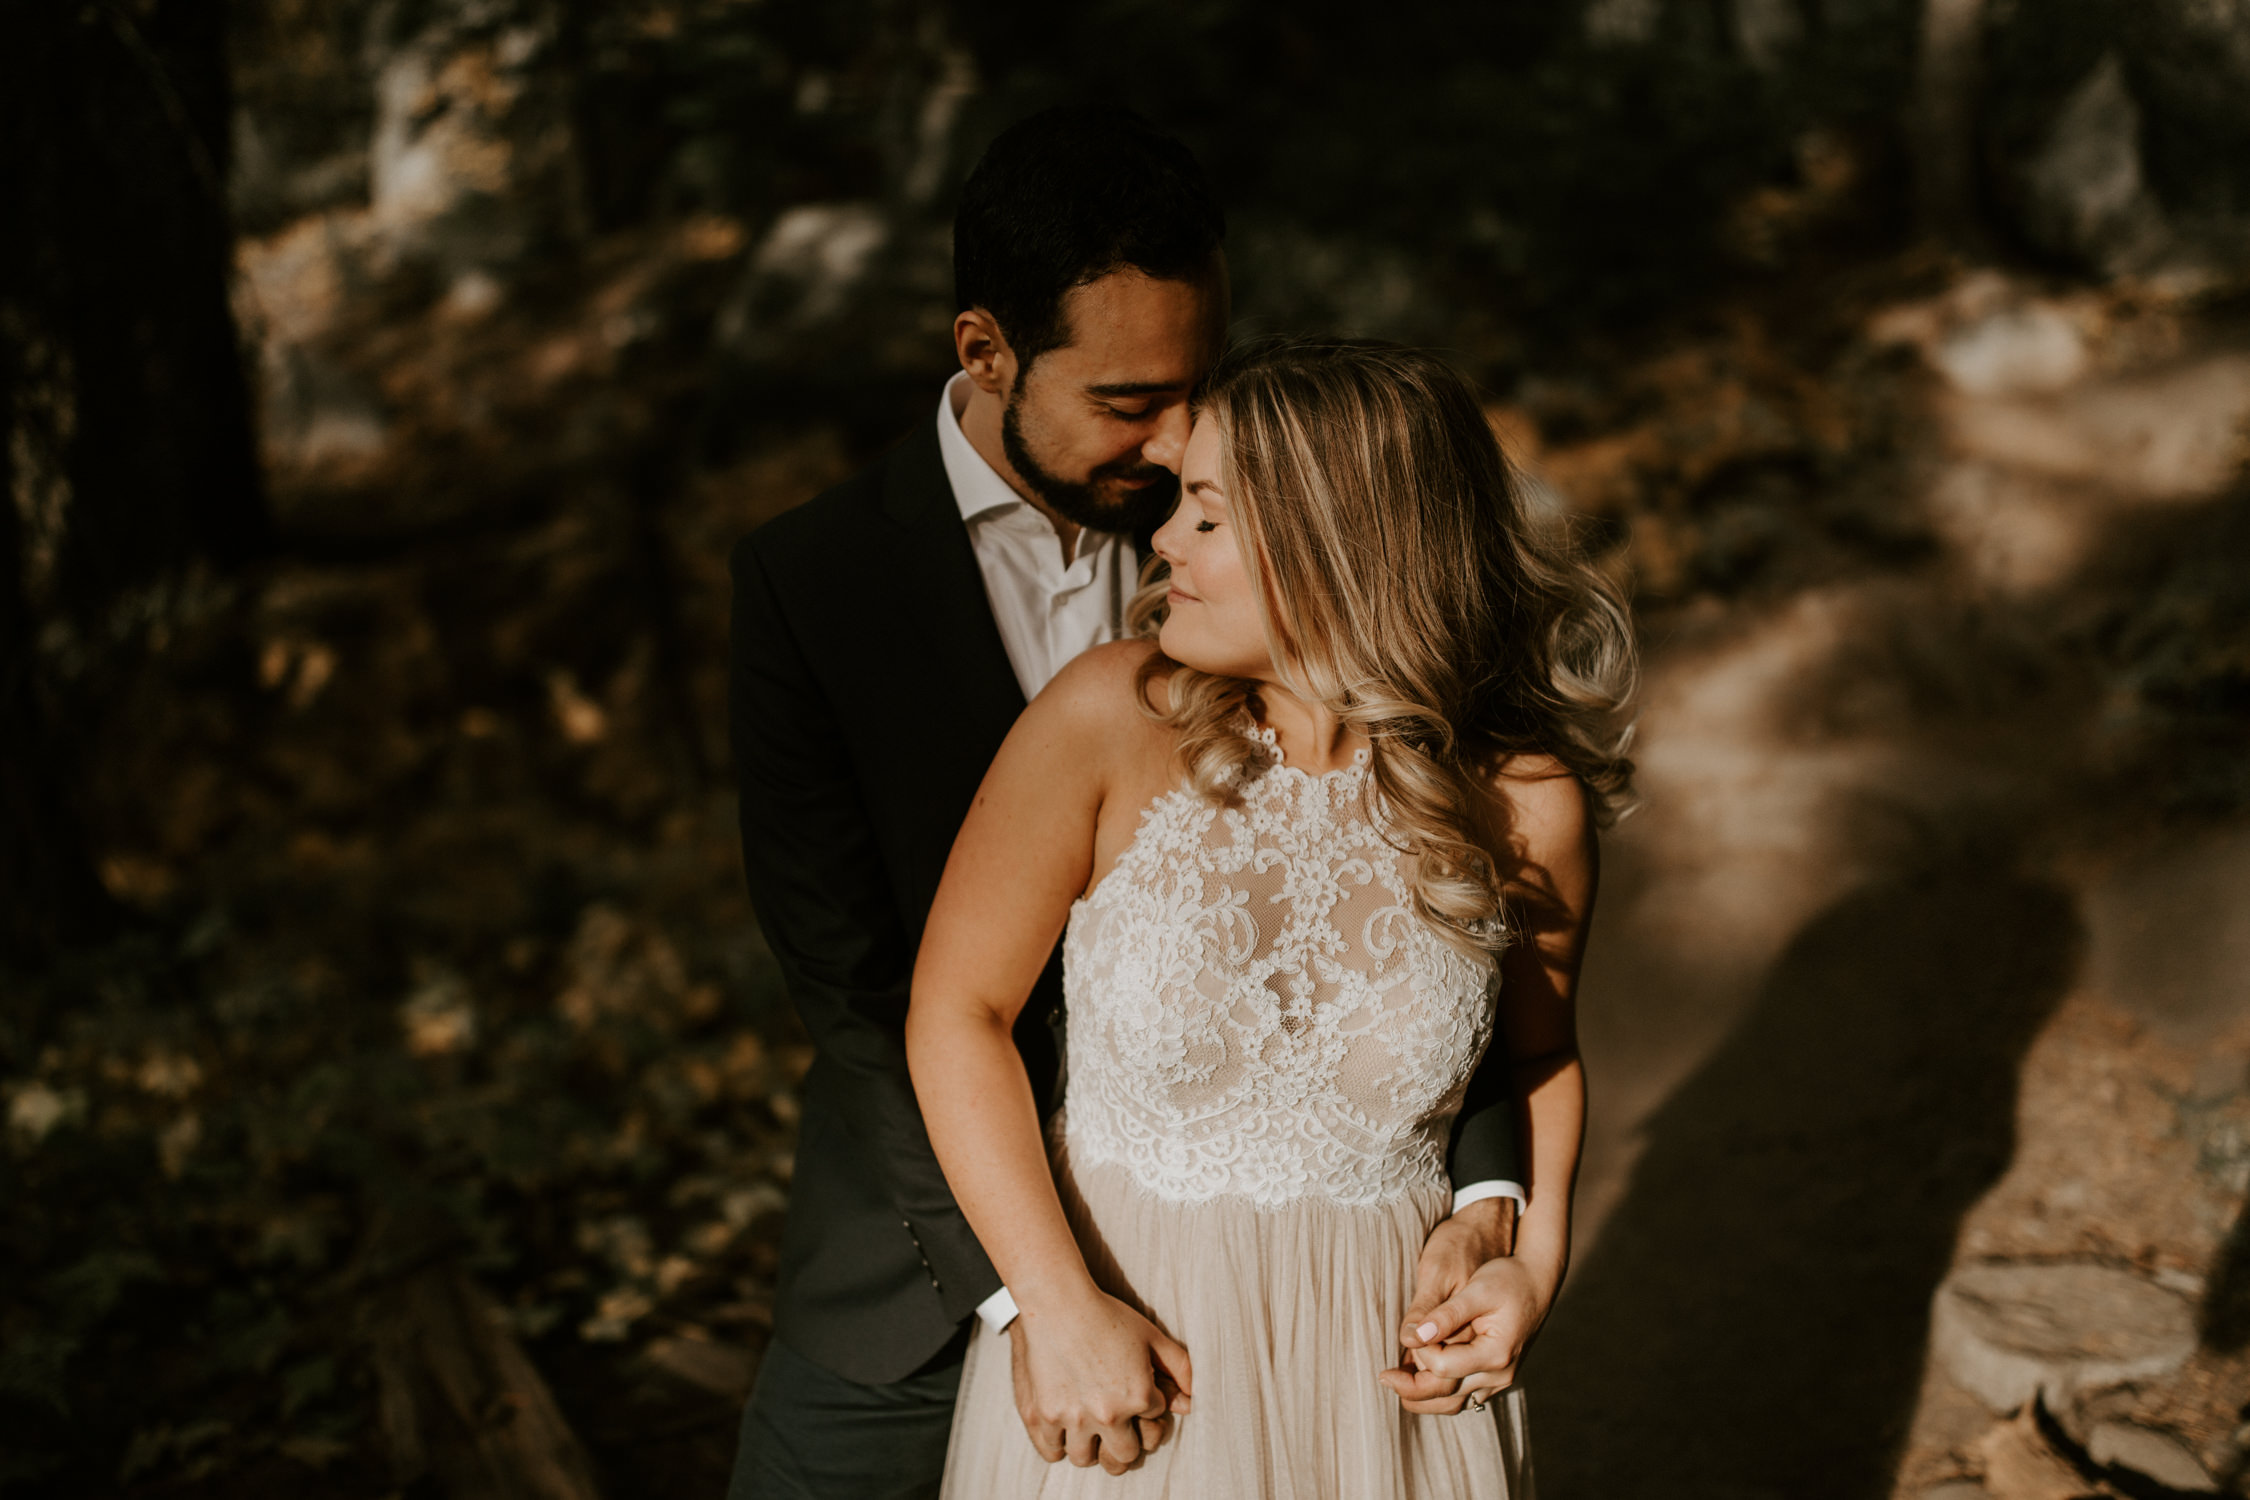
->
[1185, 478, 1223, 497]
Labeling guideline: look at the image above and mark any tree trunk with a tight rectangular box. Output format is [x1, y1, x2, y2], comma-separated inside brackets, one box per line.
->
[360, 1208, 609, 1500]
[0, 393, 122, 966]
[0, 0, 269, 966]
[48, 0, 270, 600]
[1912, 0, 1987, 249]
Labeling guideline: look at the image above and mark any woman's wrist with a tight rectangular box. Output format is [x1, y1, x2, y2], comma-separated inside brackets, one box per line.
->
[1006, 1263, 1106, 1321]
[1510, 1218, 1570, 1301]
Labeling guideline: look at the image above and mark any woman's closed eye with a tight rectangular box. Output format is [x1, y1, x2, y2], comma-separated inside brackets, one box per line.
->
[1194, 519, 1219, 534]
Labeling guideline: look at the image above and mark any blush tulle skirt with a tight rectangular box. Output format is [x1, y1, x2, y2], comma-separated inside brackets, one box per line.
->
[939, 1129, 1530, 1499]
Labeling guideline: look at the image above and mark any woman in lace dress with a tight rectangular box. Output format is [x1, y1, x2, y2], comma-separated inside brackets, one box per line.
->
[905, 338, 1635, 1498]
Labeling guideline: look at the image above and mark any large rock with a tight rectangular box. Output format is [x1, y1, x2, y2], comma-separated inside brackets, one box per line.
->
[1971, 1405, 2093, 1500]
[1940, 354, 2250, 504]
[2087, 1421, 2218, 1493]
[1982, 0, 2250, 284]
[2011, 52, 2170, 276]
[1930, 1260, 2196, 1413]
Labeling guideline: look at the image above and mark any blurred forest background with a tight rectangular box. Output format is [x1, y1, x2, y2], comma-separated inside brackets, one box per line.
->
[5, 1, 2250, 1496]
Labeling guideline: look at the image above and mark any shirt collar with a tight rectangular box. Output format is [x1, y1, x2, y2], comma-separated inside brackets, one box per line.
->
[937, 371, 1031, 525]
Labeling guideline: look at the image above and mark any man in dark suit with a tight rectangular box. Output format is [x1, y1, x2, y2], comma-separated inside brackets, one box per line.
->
[725, 107, 1530, 1500]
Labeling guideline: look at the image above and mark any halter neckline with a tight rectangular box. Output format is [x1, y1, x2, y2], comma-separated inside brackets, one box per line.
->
[1246, 724, 1371, 780]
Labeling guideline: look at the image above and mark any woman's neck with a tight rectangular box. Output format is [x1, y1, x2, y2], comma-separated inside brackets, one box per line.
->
[1250, 682, 1366, 774]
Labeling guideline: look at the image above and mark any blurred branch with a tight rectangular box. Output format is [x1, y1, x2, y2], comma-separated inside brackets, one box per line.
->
[1912, 0, 1987, 250]
[361, 1206, 608, 1500]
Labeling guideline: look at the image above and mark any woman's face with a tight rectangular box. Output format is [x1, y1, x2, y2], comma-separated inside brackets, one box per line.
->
[1151, 417, 1273, 681]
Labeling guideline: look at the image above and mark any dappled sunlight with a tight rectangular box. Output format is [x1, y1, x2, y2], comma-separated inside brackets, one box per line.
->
[10, 0, 2250, 1492]
[1529, 264, 2250, 1495]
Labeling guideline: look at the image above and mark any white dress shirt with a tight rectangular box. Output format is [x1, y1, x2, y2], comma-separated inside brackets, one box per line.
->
[931, 373, 1525, 1332]
[937, 372, 1137, 701]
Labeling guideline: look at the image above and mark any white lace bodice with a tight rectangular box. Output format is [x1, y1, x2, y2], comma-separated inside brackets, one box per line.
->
[1060, 731, 1502, 1209]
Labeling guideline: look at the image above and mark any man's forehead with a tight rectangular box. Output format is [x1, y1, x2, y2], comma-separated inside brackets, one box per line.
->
[1043, 265, 1227, 390]
[1043, 338, 1211, 396]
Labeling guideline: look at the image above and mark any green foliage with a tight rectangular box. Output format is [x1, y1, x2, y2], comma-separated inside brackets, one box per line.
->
[957, 0, 1911, 326]
[230, 0, 1929, 340]
[15, 1, 2246, 1495]
[0, 519, 805, 1494]
[2, 880, 800, 1492]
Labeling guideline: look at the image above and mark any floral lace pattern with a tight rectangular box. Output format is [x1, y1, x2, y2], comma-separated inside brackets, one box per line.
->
[1061, 730, 1502, 1209]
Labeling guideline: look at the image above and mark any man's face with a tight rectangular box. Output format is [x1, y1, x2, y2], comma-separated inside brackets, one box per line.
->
[999, 259, 1229, 535]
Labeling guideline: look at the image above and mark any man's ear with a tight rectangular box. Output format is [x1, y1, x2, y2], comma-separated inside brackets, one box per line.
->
[954, 308, 1016, 397]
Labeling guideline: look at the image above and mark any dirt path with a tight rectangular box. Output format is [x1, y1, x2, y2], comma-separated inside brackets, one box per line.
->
[1524, 274, 2250, 1498]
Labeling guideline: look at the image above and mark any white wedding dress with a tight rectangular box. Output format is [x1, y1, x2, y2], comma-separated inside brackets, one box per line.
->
[941, 730, 1522, 1498]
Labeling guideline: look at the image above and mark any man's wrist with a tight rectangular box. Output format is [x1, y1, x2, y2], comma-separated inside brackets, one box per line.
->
[1451, 1179, 1527, 1215]
[1446, 1192, 1520, 1259]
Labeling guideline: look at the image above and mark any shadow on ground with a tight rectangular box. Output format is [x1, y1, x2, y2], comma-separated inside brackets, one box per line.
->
[1531, 853, 2083, 1499]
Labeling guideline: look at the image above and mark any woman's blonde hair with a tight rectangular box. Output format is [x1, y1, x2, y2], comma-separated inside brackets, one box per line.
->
[1129, 336, 1637, 954]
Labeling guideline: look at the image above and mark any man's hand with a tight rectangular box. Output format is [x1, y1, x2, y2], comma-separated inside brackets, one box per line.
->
[1379, 1198, 1547, 1416]
[1008, 1288, 1191, 1475]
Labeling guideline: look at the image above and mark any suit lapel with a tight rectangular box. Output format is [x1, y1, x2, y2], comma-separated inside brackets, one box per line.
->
[872, 421, 1026, 778]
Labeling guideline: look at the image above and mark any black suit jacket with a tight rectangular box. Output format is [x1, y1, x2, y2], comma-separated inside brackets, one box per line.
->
[730, 419, 1522, 1386]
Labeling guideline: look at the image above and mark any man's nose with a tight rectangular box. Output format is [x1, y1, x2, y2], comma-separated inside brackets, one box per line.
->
[1143, 402, 1192, 474]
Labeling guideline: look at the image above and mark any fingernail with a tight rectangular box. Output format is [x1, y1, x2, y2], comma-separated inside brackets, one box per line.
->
[1416, 1322, 1439, 1342]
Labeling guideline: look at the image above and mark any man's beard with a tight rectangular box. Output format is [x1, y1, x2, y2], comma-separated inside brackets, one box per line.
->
[1001, 386, 1179, 536]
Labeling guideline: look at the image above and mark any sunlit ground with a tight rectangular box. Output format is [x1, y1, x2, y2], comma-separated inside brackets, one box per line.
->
[1542, 274, 2250, 1496]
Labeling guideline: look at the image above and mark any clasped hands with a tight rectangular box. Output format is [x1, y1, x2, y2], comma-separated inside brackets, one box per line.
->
[1006, 1285, 1191, 1477]
[1006, 1198, 1533, 1474]
[1380, 1195, 1538, 1415]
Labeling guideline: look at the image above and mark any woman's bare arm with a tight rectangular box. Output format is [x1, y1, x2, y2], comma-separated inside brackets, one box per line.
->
[1490, 761, 1597, 1315]
[1384, 758, 1597, 1408]
[906, 641, 1188, 1475]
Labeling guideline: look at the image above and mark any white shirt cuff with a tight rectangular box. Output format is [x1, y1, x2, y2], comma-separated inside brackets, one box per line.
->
[975, 1285, 1020, 1333]
[1452, 1180, 1528, 1214]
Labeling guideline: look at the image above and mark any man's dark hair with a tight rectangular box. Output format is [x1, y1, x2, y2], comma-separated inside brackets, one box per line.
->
[954, 106, 1225, 369]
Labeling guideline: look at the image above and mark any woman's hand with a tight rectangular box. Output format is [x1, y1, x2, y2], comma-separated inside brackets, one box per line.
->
[1381, 1197, 1540, 1415]
[1381, 1249, 1554, 1414]
[1009, 1287, 1193, 1475]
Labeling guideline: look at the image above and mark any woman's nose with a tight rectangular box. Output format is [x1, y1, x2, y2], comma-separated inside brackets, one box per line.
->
[1149, 510, 1186, 565]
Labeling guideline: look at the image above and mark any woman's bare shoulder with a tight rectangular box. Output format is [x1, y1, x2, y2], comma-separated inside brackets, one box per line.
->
[1480, 752, 1595, 876]
[1018, 639, 1172, 754]
[1034, 637, 1162, 711]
